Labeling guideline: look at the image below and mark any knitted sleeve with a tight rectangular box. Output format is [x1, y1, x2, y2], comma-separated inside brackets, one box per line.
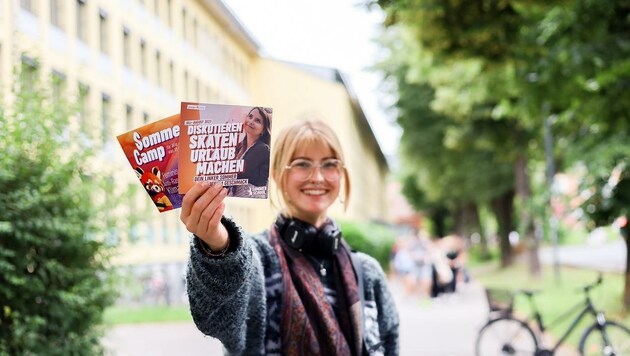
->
[186, 217, 267, 354]
[358, 252, 400, 356]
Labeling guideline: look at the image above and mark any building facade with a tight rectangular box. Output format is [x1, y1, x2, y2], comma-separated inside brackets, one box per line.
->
[0, 0, 389, 268]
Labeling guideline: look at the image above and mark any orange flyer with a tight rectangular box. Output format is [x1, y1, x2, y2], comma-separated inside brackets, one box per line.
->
[116, 114, 184, 213]
[178, 102, 272, 199]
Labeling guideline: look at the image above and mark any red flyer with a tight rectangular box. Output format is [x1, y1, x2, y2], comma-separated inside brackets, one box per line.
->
[116, 114, 184, 213]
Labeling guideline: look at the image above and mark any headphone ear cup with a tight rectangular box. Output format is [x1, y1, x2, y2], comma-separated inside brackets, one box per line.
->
[284, 220, 306, 249]
[276, 216, 318, 250]
[318, 222, 342, 255]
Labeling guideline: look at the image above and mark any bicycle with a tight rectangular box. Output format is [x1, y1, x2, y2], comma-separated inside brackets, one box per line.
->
[475, 274, 630, 356]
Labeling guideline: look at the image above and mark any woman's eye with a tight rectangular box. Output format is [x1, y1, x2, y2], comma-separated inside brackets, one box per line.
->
[322, 160, 339, 169]
[294, 161, 312, 169]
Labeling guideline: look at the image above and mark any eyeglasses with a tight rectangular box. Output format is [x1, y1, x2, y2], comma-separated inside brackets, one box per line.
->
[285, 158, 344, 182]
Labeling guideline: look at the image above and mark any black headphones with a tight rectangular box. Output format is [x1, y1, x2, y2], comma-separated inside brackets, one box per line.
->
[274, 214, 342, 258]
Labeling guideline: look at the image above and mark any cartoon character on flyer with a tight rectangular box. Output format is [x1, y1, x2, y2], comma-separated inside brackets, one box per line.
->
[135, 166, 173, 212]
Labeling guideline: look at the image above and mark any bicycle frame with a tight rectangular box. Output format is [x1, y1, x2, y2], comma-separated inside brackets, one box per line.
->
[525, 282, 605, 353]
[547, 298, 599, 353]
[476, 275, 623, 356]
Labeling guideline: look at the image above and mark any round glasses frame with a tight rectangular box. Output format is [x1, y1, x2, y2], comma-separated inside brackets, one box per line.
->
[284, 158, 344, 182]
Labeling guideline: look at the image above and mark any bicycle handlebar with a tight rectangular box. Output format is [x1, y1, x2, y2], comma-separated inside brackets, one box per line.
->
[581, 273, 603, 293]
[513, 273, 602, 298]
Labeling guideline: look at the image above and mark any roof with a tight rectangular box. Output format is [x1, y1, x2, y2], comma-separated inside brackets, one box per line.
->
[277, 60, 389, 170]
[200, 0, 261, 55]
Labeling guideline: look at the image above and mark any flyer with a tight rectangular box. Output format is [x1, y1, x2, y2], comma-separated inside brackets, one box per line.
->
[178, 102, 272, 199]
[116, 114, 184, 213]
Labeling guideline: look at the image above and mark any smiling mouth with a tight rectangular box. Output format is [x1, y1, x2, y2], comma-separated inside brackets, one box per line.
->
[302, 189, 327, 196]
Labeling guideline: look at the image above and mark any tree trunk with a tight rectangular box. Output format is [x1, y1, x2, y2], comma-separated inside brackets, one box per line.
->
[470, 203, 490, 260]
[459, 202, 489, 259]
[430, 207, 449, 237]
[454, 204, 466, 237]
[491, 189, 515, 267]
[514, 153, 541, 277]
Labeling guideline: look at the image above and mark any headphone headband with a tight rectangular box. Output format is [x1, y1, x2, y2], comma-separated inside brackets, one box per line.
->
[274, 215, 341, 257]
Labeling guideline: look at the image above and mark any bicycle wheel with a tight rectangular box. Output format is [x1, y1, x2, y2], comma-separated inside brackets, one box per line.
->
[579, 320, 630, 356]
[475, 316, 538, 356]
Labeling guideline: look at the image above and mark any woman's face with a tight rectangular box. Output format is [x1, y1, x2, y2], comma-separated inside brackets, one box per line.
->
[243, 109, 265, 137]
[284, 144, 342, 227]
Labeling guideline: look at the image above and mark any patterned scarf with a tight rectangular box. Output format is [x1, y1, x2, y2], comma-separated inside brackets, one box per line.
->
[269, 226, 363, 356]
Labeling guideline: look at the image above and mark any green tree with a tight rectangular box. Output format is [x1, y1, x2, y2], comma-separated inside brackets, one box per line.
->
[0, 80, 117, 354]
[376, 25, 519, 265]
[373, 0, 630, 304]
[534, 0, 630, 307]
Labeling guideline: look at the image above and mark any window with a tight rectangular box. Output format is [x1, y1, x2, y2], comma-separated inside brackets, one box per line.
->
[166, 0, 172, 27]
[19, 56, 39, 93]
[192, 18, 198, 48]
[76, 0, 87, 42]
[125, 104, 133, 130]
[20, 0, 36, 14]
[77, 83, 90, 130]
[162, 219, 169, 244]
[155, 50, 161, 86]
[181, 8, 187, 41]
[51, 70, 66, 105]
[146, 221, 154, 244]
[99, 9, 109, 54]
[175, 224, 182, 244]
[183, 70, 189, 99]
[123, 27, 131, 68]
[101, 93, 111, 144]
[50, 0, 63, 28]
[129, 221, 140, 243]
[140, 40, 147, 77]
[195, 78, 200, 100]
[143, 112, 149, 124]
[168, 61, 174, 93]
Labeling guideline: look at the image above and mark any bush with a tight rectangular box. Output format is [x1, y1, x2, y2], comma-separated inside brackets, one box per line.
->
[339, 220, 397, 271]
[0, 83, 117, 355]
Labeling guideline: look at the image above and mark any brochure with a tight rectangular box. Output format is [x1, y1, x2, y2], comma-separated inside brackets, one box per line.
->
[178, 102, 272, 199]
[116, 114, 184, 213]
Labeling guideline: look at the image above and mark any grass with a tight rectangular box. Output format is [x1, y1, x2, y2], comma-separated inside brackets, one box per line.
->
[103, 305, 193, 325]
[472, 262, 630, 350]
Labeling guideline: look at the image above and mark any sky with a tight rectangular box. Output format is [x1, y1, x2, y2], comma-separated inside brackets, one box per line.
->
[222, 0, 401, 158]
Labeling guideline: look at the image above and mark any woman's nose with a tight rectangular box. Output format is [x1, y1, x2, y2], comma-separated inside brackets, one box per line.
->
[311, 166, 325, 181]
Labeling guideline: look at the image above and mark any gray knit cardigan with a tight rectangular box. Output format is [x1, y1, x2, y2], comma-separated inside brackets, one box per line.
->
[186, 217, 400, 355]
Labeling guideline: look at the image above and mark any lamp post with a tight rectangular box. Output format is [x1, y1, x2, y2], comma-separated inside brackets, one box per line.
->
[543, 102, 561, 283]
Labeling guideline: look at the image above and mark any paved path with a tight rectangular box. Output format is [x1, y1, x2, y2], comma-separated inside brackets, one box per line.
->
[103, 241, 626, 355]
[539, 240, 626, 272]
[102, 279, 489, 356]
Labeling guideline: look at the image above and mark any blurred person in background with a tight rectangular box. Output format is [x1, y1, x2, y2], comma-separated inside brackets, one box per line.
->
[409, 231, 434, 299]
[431, 234, 468, 297]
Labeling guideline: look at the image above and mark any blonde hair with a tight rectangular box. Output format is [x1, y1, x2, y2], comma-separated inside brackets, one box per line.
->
[271, 120, 350, 211]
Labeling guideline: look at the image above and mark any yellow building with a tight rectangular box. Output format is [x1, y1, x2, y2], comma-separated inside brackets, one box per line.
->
[0, 0, 389, 267]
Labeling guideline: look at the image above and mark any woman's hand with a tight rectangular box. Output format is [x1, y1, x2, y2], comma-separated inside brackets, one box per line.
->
[181, 182, 229, 250]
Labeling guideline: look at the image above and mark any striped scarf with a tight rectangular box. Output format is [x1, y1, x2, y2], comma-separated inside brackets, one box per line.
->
[269, 226, 363, 356]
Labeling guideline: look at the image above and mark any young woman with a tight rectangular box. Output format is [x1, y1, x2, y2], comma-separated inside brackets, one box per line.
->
[181, 120, 399, 355]
[231, 107, 272, 198]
